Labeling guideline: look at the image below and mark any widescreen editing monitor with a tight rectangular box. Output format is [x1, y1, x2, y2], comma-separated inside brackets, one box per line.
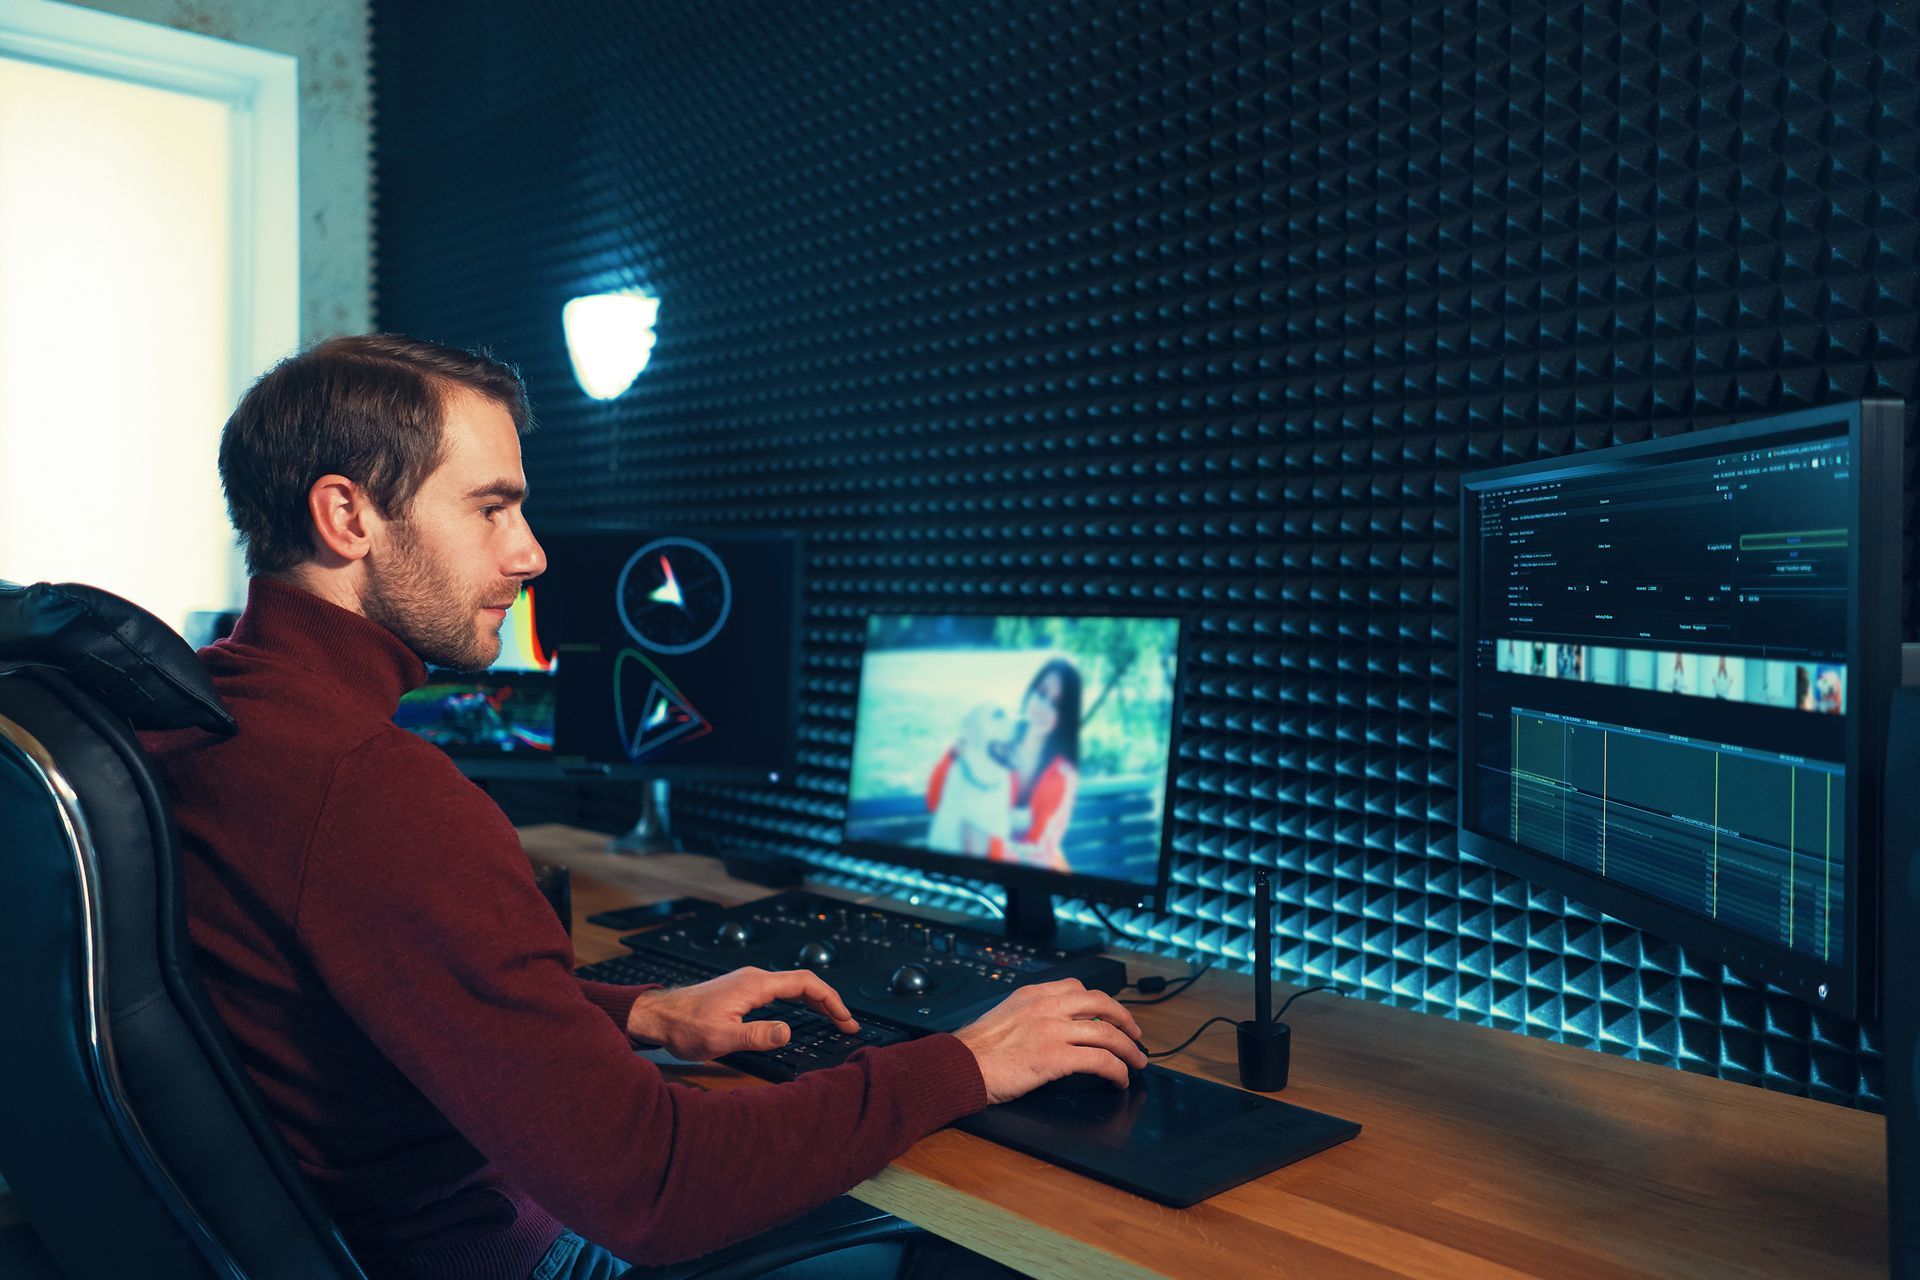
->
[397, 527, 801, 783]
[842, 612, 1184, 943]
[1458, 401, 1902, 1019]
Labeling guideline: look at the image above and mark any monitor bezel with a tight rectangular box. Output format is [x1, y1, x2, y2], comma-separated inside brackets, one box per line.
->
[837, 608, 1189, 914]
[1456, 399, 1901, 1021]
[448, 523, 805, 785]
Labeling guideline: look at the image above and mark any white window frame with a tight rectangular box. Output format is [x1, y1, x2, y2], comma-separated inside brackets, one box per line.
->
[0, 0, 298, 608]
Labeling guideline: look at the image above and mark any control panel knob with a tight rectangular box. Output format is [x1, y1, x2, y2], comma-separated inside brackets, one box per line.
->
[711, 920, 755, 948]
[888, 963, 933, 997]
[795, 941, 837, 970]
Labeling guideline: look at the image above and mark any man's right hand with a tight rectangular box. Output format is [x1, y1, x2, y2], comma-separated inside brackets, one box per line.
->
[625, 967, 859, 1061]
[952, 979, 1149, 1104]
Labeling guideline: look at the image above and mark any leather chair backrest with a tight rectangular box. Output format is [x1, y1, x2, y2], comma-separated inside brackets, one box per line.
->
[0, 581, 365, 1279]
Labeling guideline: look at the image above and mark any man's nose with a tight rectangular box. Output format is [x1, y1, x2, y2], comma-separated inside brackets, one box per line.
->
[510, 524, 546, 579]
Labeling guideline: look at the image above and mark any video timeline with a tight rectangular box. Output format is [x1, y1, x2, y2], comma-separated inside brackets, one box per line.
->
[1506, 708, 1842, 961]
[1494, 639, 1845, 715]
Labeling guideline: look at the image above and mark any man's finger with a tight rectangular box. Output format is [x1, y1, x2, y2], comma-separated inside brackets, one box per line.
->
[740, 1019, 790, 1052]
[1058, 1046, 1132, 1090]
[1066, 1017, 1150, 1068]
[1052, 988, 1145, 1043]
[759, 969, 860, 1032]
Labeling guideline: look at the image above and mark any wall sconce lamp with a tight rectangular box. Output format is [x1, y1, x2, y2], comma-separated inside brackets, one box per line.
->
[562, 290, 658, 400]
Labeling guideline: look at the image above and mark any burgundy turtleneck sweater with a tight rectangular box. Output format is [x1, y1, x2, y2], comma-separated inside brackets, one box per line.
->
[138, 577, 987, 1279]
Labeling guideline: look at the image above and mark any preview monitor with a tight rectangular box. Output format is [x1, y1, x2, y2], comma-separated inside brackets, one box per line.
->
[398, 527, 801, 783]
[1458, 401, 1902, 1018]
[842, 611, 1184, 944]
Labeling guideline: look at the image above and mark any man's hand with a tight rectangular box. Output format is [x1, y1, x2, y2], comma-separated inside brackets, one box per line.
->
[625, 967, 859, 1061]
[952, 979, 1148, 1104]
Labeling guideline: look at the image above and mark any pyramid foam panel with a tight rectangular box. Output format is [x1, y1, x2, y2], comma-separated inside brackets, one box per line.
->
[372, 0, 1919, 1110]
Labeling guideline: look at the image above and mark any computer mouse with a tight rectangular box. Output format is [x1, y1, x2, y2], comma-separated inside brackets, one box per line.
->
[888, 962, 933, 996]
[711, 919, 755, 947]
[795, 940, 836, 970]
[1033, 1063, 1146, 1096]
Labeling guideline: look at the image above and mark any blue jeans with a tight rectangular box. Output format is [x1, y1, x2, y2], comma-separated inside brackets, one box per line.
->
[526, 1198, 1009, 1280]
[530, 1231, 629, 1280]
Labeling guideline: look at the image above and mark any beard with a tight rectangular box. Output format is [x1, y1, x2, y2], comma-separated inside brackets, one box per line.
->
[361, 525, 506, 672]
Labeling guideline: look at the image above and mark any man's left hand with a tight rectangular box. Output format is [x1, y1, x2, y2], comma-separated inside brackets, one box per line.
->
[624, 967, 860, 1061]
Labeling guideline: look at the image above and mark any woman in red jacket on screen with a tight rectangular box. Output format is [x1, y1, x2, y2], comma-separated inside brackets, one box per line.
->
[927, 658, 1083, 872]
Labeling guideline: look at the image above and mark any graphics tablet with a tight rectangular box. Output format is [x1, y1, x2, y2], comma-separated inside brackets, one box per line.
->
[954, 1065, 1360, 1207]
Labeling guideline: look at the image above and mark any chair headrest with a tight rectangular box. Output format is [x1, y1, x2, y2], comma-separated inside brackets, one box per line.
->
[0, 581, 236, 734]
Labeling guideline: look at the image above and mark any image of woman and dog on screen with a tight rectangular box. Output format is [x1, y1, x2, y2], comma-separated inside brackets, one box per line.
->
[845, 614, 1180, 885]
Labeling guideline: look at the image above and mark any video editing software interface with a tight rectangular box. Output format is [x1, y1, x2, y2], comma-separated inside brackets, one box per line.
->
[397, 529, 799, 780]
[1465, 422, 1854, 969]
[844, 612, 1182, 891]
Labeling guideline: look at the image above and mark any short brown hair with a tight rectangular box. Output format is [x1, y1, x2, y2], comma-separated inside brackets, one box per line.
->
[218, 334, 534, 575]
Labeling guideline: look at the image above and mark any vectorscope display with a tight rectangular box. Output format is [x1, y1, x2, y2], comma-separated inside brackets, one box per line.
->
[398, 528, 801, 783]
[537, 527, 801, 782]
[1458, 401, 1901, 1019]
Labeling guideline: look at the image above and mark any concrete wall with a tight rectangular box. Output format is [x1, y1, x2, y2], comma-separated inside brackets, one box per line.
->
[68, 0, 371, 342]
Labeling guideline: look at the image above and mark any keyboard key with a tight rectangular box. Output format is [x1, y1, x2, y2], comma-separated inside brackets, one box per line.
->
[577, 946, 915, 1082]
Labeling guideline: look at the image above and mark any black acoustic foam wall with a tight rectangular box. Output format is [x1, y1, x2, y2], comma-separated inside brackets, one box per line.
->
[372, 0, 1919, 1108]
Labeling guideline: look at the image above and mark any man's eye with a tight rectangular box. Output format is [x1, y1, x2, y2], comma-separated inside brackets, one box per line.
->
[482, 505, 503, 521]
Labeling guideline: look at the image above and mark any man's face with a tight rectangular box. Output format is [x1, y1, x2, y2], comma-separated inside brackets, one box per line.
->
[360, 388, 545, 671]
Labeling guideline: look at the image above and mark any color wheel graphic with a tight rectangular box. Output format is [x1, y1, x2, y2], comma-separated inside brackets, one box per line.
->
[615, 537, 732, 655]
[613, 647, 713, 761]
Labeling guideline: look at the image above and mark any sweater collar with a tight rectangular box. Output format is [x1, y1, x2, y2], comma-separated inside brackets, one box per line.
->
[226, 576, 429, 715]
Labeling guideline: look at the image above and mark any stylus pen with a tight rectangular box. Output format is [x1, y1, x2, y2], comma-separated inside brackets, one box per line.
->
[1254, 867, 1271, 1026]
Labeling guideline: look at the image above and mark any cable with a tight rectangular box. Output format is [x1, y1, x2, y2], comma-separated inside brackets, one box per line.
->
[922, 875, 1004, 919]
[1145, 985, 1344, 1064]
[1089, 902, 1145, 942]
[1275, 985, 1339, 1021]
[1120, 963, 1211, 1006]
[1144, 1016, 1237, 1060]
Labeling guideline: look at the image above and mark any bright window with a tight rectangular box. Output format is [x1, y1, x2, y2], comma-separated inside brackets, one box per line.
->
[0, 1, 295, 636]
[0, 55, 236, 632]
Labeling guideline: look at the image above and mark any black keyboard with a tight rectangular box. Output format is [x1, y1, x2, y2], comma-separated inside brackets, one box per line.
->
[578, 949, 720, 989]
[577, 949, 912, 1082]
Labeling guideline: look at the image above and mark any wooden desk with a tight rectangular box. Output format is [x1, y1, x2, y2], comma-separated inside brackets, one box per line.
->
[524, 824, 1888, 1280]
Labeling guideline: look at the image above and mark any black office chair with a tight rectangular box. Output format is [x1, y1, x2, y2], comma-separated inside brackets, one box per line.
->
[0, 579, 368, 1279]
[0, 581, 938, 1280]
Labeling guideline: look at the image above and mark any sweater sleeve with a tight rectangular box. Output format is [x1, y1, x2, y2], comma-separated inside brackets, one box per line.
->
[295, 733, 988, 1265]
[576, 977, 652, 1032]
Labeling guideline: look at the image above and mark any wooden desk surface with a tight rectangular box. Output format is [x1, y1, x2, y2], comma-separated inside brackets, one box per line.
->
[524, 824, 1888, 1280]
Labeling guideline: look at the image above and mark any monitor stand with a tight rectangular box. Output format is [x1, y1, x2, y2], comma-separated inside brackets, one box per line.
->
[605, 780, 814, 887]
[609, 778, 679, 855]
[1004, 887, 1104, 956]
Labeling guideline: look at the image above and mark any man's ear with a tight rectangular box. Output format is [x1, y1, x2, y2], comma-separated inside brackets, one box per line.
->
[306, 473, 379, 564]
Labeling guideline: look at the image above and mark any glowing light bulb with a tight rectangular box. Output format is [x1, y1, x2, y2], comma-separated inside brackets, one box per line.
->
[561, 291, 659, 399]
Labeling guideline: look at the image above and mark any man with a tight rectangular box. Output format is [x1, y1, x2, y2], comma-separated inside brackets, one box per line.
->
[140, 335, 1146, 1280]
